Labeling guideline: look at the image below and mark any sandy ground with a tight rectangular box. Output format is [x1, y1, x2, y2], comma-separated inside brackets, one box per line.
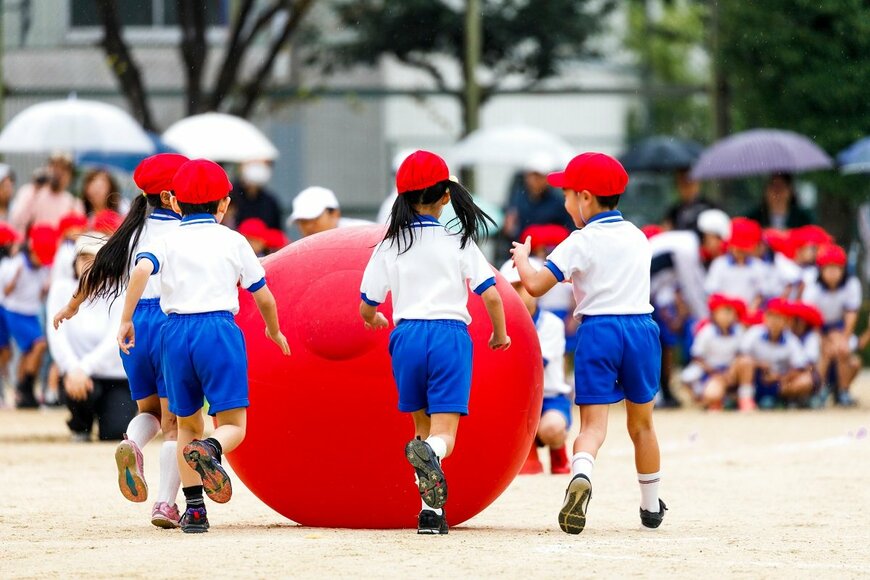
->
[1, 378, 869, 580]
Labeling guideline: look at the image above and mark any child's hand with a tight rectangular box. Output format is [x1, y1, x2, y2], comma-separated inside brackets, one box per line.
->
[266, 327, 291, 355]
[63, 369, 93, 402]
[489, 332, 511, 351]
[53, 302, 79, 329]
[509, 236, 532, 264]
[365, 312, 389, 331]
[118, 320, 135, 354]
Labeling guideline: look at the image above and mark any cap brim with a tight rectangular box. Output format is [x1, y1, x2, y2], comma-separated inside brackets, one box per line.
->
[547, 171, 566, 188]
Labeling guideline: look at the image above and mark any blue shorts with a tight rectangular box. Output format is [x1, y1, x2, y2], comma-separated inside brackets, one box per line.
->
[161, 311, 249, 417]
[121, 299, 169, 401]
[574, 314, 661, 405]
[542, 394, 573, 428]
[389, 319, 472, 416]
[754, 369, 781, 401]
[0, 306, 9, 349]
[3, 309, 44, 352]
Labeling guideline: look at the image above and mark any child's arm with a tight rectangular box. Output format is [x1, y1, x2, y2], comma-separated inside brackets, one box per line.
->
[511, 237, 558, 297]
[360, 301, 389, 330]
[117, 259, 152, 354]
[53, 289, 88, 329]
[3, 262, 22, 296]
[481, 286, 510, 350]
[252, 285, 290, 355]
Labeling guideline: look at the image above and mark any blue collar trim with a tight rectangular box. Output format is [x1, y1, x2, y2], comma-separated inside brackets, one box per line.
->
[180, 213, 217, 226]
[586, 210, 623, 225]
[150, 208, 182, 221]
[409, 214, 443, 228]
[415, 214, 440, 223]
[531, 307, 541, 326]
[762, 330, 787, 345]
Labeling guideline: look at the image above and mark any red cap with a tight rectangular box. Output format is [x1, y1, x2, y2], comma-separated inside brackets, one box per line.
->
[264, 228, 289, 250]
[765, 297, 792, 317]
[728, 217, 762, 251]
[28, 223, 59, 266]
[171, 159, 232, 204]
[519, 224, 571, 250]
[790, 302, 824, 328]
[547, 152, 629, 196]
[742, 309, 765, 326]
[0, 222, 21, 245]
[816, 243, 846, 267]
[58, 213, 88, 237]
[238, 218, 268, 242]
[708, 293, 746, 316]
[790, 225, 832, 249]
[90, 210, 123, 235]
[641, 224, 663, 239]
[133, 153, 190, 195]
[762, 228, 795, 258]
[395, 150, 450, 194]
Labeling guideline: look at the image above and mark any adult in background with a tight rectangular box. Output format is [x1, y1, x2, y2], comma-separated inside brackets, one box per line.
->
[81, 168, 122, 216]
[289, 186, 370, 238]
[747, 173, 814, 230]
[502, 153, 575, 242]
[0, 164, 15, 222]
[10, 154, 84, 231]
[230, 160, 282, 230]
[662, 169, 715, 232]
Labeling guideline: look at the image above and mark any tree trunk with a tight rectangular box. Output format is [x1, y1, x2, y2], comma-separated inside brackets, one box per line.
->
[177, 1, 207, 115]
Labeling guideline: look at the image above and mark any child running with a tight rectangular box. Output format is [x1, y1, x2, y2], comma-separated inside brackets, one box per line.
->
[53, 153, 190, 527]
[119, 159, 289, 533]
[511, 152, 666, 534]
[359, 150, 510, 535]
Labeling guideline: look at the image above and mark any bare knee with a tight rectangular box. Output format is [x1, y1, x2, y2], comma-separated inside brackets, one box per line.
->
[538, 412, 568, 447]
[161, 415, 178, 440]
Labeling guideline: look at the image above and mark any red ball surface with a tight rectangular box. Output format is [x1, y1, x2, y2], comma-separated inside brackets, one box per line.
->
[231, 225, 543, 528]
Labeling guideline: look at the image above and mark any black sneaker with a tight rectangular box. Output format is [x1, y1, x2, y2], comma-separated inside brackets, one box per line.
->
[417, 509, 449, 535]
[405, 438, 447, 509]
[558, 474, 592, 535]
[640, 499, 668, 529]
[183, 440, 232, 504]
[180, 506, 209, 534]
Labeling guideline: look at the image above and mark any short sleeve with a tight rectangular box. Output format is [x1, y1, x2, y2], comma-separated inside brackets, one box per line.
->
[739, 326, 758, 355]
[704, 258, 724, 295]
[787, 335, 808, 369]
[360, 243, 390, 305]
[135, 238, 165, 276]
[546, 233, 587, 283]
[538, 314, 566, 365]
[845, 277, 862, 311]
[690, 324, 711, 359]
[238, 236, 266, 291]
[0, 258, 15, 290]
[461, 242, 496, 295]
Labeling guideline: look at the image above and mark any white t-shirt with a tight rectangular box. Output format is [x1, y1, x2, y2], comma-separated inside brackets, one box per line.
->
[51, 240, 77, 284]
[545, 211, 653, 318]
[705, 255, 766, 305]
[739, 324, 807, 374]
[535, 309, 571, 397]
[0, 253, 49, 315]
[360, 215, 495, 324]
[761, 253, 802, 299]
[136, 209, 183, 300]
[136, 214, 266, 315]
[802, 276, 862, 326]
[45, 276, 125, 379]
[797, 331, 821, 365]
[649, 230, 708, 319]
[690, 322, 743, 370]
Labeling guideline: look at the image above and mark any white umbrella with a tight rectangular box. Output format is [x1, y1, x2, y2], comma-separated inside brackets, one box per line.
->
[162, 113, 279, 163]
[0, 97, 154, 154]
[448, 125, 574, 169]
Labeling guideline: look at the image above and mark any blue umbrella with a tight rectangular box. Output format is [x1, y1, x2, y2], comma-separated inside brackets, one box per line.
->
[836, 137, 870, 174]
[619, 135, 704, 172]
[76, 132, 176, 173]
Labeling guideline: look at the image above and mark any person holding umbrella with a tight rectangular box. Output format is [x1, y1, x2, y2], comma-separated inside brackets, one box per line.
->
[10, 154, 83, 232]
[747, 173, 814, 229]
[663, 169, 717, 232]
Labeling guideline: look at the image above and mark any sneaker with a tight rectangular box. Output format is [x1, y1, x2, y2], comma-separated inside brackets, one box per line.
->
[115, 436, 148, 503]
[558, 474, 592, 534]
[655, 396, 681, 409]
[549, 446, 570, 475]
[417, 509, 449, 535]
[15, 393, 39, 409]
[405, 438, 447, 509]
[757, 396, 778, 410]
[183, 440, 232, 504]
[180, 506, 209, 534]
[737, 397, 757, 412]
[836, 391, 857, 407]
[70, 432, 90, 443]
[151, 502, 181, 529]
[519, 443, 544, 475]
[640, 499, 668, 529]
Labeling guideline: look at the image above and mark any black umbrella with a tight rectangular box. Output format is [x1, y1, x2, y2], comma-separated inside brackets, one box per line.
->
[619, 135, 704, 172]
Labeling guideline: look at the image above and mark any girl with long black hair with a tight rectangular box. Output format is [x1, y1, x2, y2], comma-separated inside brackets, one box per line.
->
[53, 153, 189, 529]
[359, 150, 510, 535]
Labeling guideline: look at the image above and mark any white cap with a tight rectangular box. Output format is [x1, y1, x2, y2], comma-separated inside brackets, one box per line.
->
[74, 232, 108, 257]
[498, 257, 544, 284]
[0, 163, 11, 182]
[290, 186, 340, 221]
[524, 152, 556, 175]
[697, 208, 731, 239]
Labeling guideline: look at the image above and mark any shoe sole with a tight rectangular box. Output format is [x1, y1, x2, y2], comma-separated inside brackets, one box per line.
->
[405, 439, 447, 509]
[115, 441, 148, 503]
[151, 514, 180, 529]
[183, 441, 232, 504]
[558, 476, 592, 534]
[181, 524, 209, 534]
[417, 528, 448, 535]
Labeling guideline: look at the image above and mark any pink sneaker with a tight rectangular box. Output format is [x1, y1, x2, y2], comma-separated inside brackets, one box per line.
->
[151, 502, 181, 529]
[115, 436, 148, 503]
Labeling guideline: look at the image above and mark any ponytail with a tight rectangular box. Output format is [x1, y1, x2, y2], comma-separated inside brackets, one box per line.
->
[77, 194, 159, 301]
[383, 179, 495, 254]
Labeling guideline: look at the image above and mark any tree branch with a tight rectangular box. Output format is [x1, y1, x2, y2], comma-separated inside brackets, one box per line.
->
[94, 0, 157, 131]
[395, 53, 452, 94]
[177, 1, 207, 115]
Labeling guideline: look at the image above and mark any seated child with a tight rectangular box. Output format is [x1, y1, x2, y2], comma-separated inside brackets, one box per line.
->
[705, 217, 766, 310]
[786, 301, 824, 405]
[500, 258, 572, 475]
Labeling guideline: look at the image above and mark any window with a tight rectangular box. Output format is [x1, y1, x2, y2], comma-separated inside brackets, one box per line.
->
[70, 0, 228, 29]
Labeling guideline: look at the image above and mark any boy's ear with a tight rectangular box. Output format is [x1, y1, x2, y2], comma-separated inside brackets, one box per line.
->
[159, 190, 172, 207]
[169, 195, 182, 214]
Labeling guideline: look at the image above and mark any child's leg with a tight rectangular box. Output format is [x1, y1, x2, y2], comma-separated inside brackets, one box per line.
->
[428, 412, 460, 458]
[177, 411, 205, 488]
[155, 397, 181, 507]
[735, 355, 758, 410]
[817, 335, 833, 386]
[625, 400, 662, 513]
[701, 375, 727, 408]
[538, 410, 568, 449]
[410, 409, 431, 439]
[211, 408, 247, 454]
[572, 404, 609, 470]
[781, 371, 814, 399]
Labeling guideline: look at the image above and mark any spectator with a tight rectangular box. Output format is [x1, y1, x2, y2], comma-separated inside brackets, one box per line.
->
[747, 173, 814, 229]
[231, 161, 282, 230]
[289, 186, 370, 238]
[0, 164, 16, 222]
[81, 169, 122, 216]
[10, 154, 84, 231]
[663, 169, 715, 232]
[502, 153, 574, 241]
[46, 233, 136, 440]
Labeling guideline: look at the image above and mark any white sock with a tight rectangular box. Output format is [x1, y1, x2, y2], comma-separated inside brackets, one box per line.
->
[125, 413, 161, 449]
[156, 441, 181, 505]
[421, 497, 443, 515]
[738, 384, 755, 400]
[425, 436, 447, 460]
[571, 451, 595, 479]
[638, 471, 661, 512]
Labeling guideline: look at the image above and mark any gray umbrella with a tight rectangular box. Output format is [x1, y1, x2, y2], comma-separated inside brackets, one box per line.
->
[690, 129, 832, 180]
[619, 135, 704, 172]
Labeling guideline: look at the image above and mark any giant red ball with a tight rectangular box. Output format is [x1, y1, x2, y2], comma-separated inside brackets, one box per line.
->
[230, 225, 543, 528]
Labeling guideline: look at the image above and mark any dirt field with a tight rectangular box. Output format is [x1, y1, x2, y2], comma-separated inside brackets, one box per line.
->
[1, 378, 869, 580]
